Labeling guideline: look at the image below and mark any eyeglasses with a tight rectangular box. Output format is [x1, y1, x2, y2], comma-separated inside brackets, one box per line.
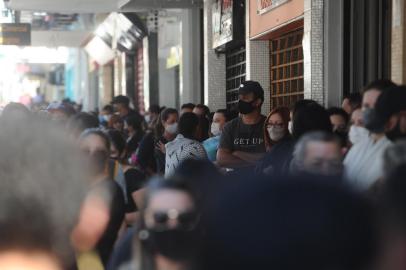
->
[266, 123, 284, 128]
[152, 209, 200, 231]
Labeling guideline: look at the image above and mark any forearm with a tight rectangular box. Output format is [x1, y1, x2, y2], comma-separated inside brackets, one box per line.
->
[217, 149, 251, 168]
[233, 151, 265, 164]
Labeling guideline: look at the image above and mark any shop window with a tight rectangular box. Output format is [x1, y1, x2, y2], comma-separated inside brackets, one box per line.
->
[226, 45, 246, 110]
[270, 28, 304, 109]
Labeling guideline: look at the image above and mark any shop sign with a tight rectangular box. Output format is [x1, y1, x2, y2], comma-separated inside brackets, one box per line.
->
[212, 0, 233, 49]
[0, 23, 31, 46]
[257, 0, 290, 15]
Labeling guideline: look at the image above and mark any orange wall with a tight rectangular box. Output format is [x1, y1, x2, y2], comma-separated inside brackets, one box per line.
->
[250, 0, 304, 39]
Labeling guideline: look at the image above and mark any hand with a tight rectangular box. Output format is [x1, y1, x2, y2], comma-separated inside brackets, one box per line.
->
[156, 141, 166, 154]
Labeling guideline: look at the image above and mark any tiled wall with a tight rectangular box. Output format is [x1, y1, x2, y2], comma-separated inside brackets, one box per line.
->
[304, 0, 325, 105]
[203, 0, 227, 111]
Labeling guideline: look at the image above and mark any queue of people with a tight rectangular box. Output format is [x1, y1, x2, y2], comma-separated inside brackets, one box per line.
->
[1, 79, 406, 270]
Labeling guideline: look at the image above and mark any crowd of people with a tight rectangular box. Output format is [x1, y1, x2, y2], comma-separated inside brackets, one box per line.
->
[1, 79, 406, 270]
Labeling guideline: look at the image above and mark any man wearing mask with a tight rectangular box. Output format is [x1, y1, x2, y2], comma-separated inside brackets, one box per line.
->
[203, 109, 231, 162]
[344, 80, 397, 191]
[217, 81, 266, 168]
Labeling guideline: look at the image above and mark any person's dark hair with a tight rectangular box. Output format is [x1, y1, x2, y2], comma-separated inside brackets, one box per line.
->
[79, 128, 111, 151]
[149, 105, 161, 115]
[181, 103, 195, 111]
[293, 103, 332, 139]
[126, 114, 144, 133]
[327, 107, 350, 125]
[216, 109, 232, 122]
[155, 108, 178, 137]
[290, 99, 318, 118]
[179, 112, 199, 140]
[67, 112, 100, 136]
[196, 115, 210, 142]
[106, 129, 126, 157]
[344, 93, 362, 110]
[362, 79, 397, 94]
[195, 104, 211, 117]
[112, 95, 130, 107]
[102, 105, 114, 114]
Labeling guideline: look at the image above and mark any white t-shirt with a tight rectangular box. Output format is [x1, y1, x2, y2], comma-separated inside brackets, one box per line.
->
[165, 134, 208, 177]
[344, 135, 392, 191]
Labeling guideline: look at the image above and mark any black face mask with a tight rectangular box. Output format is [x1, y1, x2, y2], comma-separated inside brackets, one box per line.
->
[238, 100, 256, 115]
[141, 228, 200, 261]
[363, 108, 386, 133]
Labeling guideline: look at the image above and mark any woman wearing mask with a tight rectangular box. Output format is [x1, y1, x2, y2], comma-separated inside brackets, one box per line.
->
[134, 108, 179, 175]
[203, 109, 230, 162]
[348, 108, 369, 146]
[255, 107, 292, 175]
[121, 177, 202, 270]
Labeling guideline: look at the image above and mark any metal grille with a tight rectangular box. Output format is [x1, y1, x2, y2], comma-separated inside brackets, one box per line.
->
[270, 28, 304, 109]
[226, 45, 246, 110]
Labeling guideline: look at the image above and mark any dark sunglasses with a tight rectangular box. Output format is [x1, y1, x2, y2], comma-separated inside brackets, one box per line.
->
[152, 209, 199, 230]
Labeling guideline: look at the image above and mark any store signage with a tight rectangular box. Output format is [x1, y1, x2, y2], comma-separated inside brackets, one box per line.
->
[212, 0, 233, 49]
[257, 0, 290, 15]
[0, 23, 31, 46]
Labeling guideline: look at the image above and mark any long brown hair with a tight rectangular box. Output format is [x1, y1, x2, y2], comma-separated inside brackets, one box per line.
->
[263, 107, 291, 150]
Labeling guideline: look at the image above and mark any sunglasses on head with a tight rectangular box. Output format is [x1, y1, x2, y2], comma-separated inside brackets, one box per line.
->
[152, 209, 199, 230]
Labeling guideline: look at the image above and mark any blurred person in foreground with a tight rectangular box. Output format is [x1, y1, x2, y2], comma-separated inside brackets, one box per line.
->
[120, 178, 202, 270]
[165, 112, 207, 177]
[203, 109, 232, 162]
[78, 129, 125, 266]
[290, 131, 344, 177]
[344, 81, 402, 191]
[135, 108, 179, 175]
[107, 160, 220, 270]
[200, 173, 377, 270]
[217, 81, 266, 169]
[377, 164, 406, 270]
[0, 104, 88, 270]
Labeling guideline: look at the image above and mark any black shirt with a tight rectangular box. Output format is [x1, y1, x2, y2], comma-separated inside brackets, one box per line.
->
[219, 116, 266, 154]
[95, 179, 125, 266]
[124, 168, 147, 212]
[136, 132, 168, 174]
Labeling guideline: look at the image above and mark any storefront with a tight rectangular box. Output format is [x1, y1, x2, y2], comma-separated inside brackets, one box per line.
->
[249, 0, 304, 109]
[212, 0, 246, 110]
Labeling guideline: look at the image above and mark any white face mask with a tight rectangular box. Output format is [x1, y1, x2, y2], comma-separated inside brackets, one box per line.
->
[348, 125, 369, 145]
[267, 126, 286, 142]
[165, 123, 178, 135]
[288, 121, 293, 134]
[211, 122, 221, 136]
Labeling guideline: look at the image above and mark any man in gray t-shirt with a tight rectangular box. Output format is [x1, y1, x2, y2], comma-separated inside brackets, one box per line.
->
[217, 81, 266, 168]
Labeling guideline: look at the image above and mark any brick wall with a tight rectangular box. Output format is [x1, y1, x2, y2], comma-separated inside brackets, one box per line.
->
[204, 0, 227, 111]
[303, 0, 325, 105]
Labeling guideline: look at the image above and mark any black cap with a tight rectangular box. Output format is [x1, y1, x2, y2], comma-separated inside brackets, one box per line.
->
[238, 81, 264, 101]
[375, 86, 406, 122]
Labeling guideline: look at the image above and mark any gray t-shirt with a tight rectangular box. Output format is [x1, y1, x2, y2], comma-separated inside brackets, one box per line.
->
[219, 116, 266, 154]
